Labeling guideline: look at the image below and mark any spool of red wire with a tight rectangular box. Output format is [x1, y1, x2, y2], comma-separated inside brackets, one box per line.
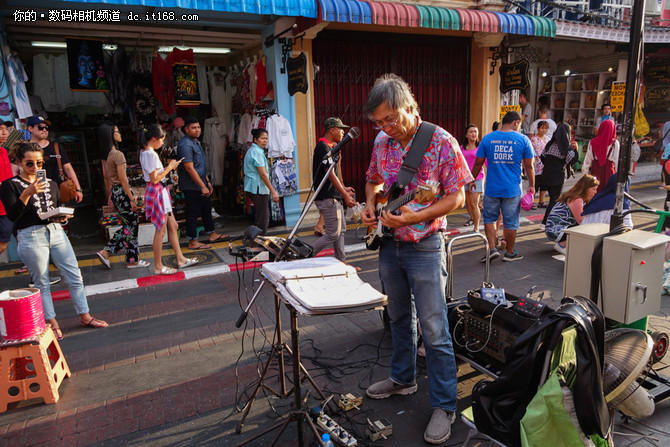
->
[0, 288, 46, 341]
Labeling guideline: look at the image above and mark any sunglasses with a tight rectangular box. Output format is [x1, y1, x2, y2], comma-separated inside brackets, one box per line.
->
[25, 160, 44, 168]
[37, 125, 49, 131]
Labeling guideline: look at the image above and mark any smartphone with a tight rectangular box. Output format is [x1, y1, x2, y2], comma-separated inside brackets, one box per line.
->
[472, 178, 484, 193]
[36, 169, 47, 184]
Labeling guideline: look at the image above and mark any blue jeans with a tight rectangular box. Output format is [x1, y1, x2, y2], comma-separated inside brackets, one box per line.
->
[379, 233, 457, 411]
[17, 223, 89, 321]
[482, 195, 522, 230]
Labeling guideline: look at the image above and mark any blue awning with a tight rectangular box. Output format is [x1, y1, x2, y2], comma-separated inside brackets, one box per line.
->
[52, 0, 318, 17]
[319, 0, 372, 23]
[493, 12, 534, 35]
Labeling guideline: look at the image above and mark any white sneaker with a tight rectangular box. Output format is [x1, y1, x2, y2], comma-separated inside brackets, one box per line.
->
[540, 224, 546, 231]
[554, 242, 566, 255]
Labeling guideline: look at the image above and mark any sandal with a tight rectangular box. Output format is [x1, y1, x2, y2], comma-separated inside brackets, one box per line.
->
[464, 219, 473, 226]
[96, 251, 111, 269]
[538, 202, 547, 208]
[81, 318, 108, 328]
[178, 258, 199, 269]
[126, 260, 150, 269]
[189, 242, 212, 250]
[15, 265, 28, 274]
[53, 327, 63, 341]
[209, 234, 229, 243]
[154, 266, 178, 275]
[530, 204, 538, 210]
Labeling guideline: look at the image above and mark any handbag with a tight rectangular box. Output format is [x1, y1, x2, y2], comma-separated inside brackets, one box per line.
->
[656, 126, 670, 165]
[54, 142, 77, 203]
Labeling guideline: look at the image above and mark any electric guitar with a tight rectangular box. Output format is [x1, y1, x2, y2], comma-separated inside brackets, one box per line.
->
[365, 181, 438, 251]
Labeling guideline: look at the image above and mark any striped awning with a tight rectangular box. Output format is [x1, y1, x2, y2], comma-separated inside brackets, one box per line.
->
[317, 0, 556, 37]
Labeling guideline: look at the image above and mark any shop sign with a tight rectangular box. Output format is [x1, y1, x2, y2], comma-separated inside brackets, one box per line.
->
[610, 82, 626, 112]
[499, 59, 530, 94]
[499, 105, 521, 122]
[286, 53, 308, 96]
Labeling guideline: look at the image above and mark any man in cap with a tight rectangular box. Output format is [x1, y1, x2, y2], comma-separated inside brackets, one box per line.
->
[311, 117, 357, 262]
[177, 116, 226, 249]
[28, 115, 84, 203]
[0, 120, 14, 255]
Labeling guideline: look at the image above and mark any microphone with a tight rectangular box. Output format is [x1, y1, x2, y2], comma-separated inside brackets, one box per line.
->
[323, 127, 360, 159]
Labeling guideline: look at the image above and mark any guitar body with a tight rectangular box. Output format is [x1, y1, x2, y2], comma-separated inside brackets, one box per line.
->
[364, 182, 438, 251]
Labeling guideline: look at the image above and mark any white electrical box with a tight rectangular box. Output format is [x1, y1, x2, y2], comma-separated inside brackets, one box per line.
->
[601, 230, 670, 324]
[563, 224, 610, 299]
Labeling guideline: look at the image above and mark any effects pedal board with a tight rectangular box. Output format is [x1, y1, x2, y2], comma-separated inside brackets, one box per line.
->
[337, 393, 362, 412]
[366, 418, 392, 441]
[512, 297, 546, 319]
[317, 413, 357, 447]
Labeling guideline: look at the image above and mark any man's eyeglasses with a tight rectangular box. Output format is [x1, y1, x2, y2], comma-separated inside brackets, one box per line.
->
[37, 126, 49, 131]
[25, 161, 44, 168]
[372, 114, 400, 131]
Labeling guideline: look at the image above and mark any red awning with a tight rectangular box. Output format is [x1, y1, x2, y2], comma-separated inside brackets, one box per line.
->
[457, 9, 499, 33]
[365, 1, 419, 27]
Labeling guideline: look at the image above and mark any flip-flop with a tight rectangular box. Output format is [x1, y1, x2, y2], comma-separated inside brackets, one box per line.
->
[209, 234, 229, 243]
[126, 260, 150, 269]
[178, 258, 199, 269]
[15, 266, 28, 274]
[464, 219, 473, 226]
[189, 242, 212, 250]
[96, 251, 111, 269]
[81, 318, 108, 328]
[53, 327, 63, 341]
[154, 266, 178, 275]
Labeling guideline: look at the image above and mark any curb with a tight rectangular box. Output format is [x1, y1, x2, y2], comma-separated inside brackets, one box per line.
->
[52, 212, 551, 301]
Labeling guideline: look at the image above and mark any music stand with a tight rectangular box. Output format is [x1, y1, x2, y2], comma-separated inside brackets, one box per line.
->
[234, 155, 343, 446]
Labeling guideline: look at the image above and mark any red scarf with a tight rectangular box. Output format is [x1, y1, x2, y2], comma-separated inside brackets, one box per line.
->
[590, 120, 616, 167]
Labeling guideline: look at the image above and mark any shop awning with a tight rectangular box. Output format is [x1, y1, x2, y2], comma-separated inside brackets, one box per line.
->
[316, 0, 556, 37]
[366, 1, 419, 27]
[53, 0, 318, 17]
[319, 0, 372, 23]
[457, 9, 499, 33]
[415, 5, 460, 30]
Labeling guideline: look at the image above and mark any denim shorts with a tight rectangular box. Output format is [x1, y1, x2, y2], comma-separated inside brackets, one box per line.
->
[0, 215, 12, 242]
[482, 195, 522, 230]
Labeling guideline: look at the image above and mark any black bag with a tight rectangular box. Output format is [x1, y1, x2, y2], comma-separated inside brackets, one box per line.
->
[471, 296, 610, 447]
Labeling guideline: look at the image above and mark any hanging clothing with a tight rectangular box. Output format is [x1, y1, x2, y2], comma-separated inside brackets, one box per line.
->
[271, 158, 298, 197]
[248, 61, 257, 105]
[208, 68, 227, 119]
[237, 113, 254, 145]
[32, 54, 59, 111]
[132, 70, 158, 130]
[203, 117, 227, 186]
[6, 54, 32, 118]
[152, 49, 194, 116]
[196, 60, 210, 105]
[255, 60, 268, 103]
[266, 114, 296, 158]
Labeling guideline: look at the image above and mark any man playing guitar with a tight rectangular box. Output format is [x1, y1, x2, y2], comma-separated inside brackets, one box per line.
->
[360, 74, 472, 445]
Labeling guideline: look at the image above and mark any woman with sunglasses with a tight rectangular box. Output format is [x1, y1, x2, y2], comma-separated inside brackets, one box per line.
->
[0, 142, 108, 341]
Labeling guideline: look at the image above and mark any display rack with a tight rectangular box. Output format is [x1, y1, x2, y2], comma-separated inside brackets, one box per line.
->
[549, 71, 617, 137]
[58, 132, 91, 193]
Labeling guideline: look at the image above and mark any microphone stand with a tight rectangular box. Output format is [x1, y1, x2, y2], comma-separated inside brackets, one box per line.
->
[235, 154, 343, 445]
[235, 153, 342, 327]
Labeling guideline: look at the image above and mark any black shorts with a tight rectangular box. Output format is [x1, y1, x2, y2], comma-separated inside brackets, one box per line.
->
[535, 174, 545, 191]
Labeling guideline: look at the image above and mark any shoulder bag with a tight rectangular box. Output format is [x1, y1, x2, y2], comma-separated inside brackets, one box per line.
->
[657, 126, 670, 165]
[54, 142, 77, 203]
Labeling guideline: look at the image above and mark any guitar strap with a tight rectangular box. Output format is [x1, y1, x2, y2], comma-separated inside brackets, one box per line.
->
[392, 121, 437, 200]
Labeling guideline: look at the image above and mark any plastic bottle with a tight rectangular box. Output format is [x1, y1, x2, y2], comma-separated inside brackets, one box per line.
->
[321, 433, 335, 447]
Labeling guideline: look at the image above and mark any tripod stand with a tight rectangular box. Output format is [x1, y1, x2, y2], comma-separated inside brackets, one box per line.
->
[235, 153, 346, 446]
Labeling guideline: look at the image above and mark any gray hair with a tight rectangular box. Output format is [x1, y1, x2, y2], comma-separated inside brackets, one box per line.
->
[363, 73, 419, 118]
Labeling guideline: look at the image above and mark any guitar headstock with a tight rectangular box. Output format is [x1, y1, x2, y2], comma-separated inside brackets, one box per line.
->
[415, 180, 439, 204]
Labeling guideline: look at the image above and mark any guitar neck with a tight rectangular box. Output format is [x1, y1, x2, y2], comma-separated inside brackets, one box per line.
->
[385, 190, 417, 213]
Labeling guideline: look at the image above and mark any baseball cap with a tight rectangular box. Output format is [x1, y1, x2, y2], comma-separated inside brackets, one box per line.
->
[0, 120, 13, 127]
[26, 116, 51, 127]
[172, 117, 185, 128]
[324, 117, 349, 130]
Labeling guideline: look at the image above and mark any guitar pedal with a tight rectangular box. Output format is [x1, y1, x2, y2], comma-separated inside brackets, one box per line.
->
[480, 287, 507, 306]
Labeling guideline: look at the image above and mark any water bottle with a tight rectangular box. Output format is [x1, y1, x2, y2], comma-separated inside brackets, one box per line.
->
[321, 433, 335, 447]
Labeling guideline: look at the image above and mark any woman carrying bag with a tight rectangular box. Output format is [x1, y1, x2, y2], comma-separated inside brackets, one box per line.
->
[540, 123, 579, 226]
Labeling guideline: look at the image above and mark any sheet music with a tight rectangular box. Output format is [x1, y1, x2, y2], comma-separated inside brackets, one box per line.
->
[262, 257, 386, 312]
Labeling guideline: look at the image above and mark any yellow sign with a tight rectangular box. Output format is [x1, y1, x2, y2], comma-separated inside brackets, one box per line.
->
[610, 82, 626, 112]
[499, 105, 521, 122]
